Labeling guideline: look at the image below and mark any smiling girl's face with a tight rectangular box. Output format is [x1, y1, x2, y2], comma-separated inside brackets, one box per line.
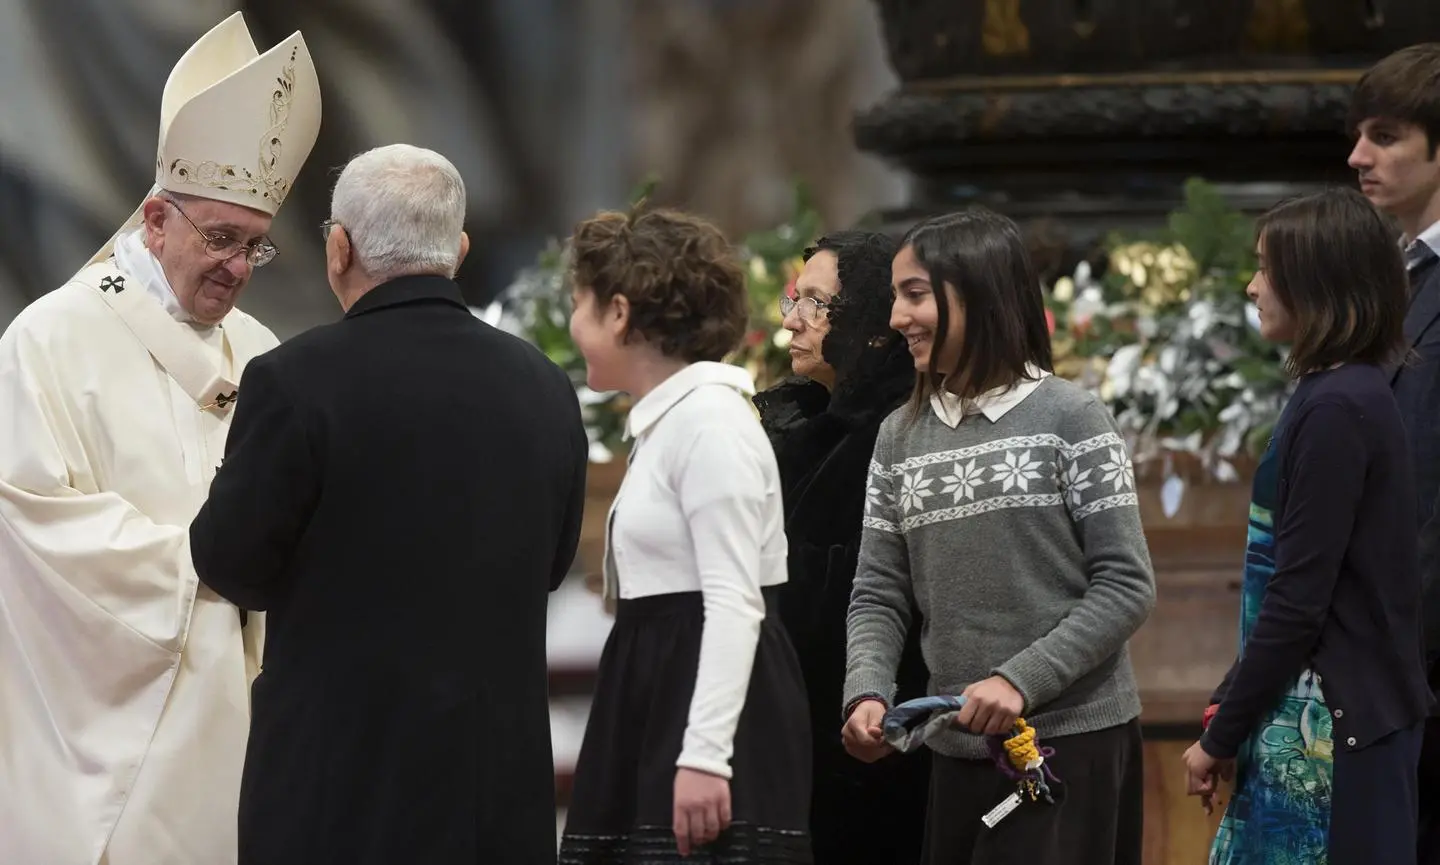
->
[890, 243, 965, 375]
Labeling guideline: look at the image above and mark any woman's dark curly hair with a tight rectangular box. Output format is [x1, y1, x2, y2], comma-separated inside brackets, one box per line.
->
[569, 206, 747, 363]
[808, 230, 902, 381]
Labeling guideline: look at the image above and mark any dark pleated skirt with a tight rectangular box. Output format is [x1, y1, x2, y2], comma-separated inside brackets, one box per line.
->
[559, 587, 813, 864]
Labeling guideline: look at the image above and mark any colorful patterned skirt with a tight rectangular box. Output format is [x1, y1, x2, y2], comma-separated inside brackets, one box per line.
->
[1210, 670, 1334, 865]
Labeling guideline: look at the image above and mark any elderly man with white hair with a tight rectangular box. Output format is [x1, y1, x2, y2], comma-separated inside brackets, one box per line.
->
[0, 14, 321, 865]
[190, 143, 589, 865]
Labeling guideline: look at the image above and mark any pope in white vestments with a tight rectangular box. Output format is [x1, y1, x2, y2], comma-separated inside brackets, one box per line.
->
[0, 14, 322, 865]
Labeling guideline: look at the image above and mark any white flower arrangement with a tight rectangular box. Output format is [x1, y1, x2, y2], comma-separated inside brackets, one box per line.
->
[1046, 180, 1294, 508]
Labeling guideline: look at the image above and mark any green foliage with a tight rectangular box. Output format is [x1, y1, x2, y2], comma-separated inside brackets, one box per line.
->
[1167, 177, 1256, 277]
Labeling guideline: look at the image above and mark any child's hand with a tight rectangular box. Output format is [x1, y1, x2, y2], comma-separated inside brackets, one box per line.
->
[673, 767, 730, 855]
[842, 699, 893, 763]
[956, 676, 1024, 736]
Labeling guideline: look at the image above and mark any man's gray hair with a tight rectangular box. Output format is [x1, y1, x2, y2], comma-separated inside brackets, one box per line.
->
[330, 144, 467, 280]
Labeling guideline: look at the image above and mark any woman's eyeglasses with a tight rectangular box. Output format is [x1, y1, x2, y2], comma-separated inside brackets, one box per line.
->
[779, 295, 831, 323]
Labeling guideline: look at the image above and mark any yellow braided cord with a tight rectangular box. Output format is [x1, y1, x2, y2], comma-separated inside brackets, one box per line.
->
[1002, 718, 1041, 771]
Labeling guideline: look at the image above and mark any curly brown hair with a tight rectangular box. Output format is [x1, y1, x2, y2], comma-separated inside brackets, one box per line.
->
[569, 207, 748, 363]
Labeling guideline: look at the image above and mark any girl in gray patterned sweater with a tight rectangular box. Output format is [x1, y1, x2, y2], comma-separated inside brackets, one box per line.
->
[840, 210, 1157, 865]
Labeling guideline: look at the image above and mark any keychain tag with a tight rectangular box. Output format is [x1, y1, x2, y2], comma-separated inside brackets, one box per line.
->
[981, 792, 1022, 828]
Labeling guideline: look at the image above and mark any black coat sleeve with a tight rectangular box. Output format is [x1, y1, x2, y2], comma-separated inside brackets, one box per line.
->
[190, 353, 319, 611]
[1419, 493, 1440, 669]
[1200, 400, 1364, 759]
[1209, 658, 1239, 706]
[550, 389, 588, 592]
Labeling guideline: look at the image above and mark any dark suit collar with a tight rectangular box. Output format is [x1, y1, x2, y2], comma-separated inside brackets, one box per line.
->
[1405, 256, 1440, 344]
[1395, 257, 1440, 382]
[344, 274, 468, 319]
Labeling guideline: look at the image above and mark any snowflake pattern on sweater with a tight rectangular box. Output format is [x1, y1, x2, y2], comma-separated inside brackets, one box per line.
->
[863, 432, 1137, 534]
[842, 376, 1155, 759]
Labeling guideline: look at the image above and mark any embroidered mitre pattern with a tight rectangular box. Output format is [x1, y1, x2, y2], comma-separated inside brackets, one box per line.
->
[162, 47, 299, 207]
[863, 432, 1137, 534]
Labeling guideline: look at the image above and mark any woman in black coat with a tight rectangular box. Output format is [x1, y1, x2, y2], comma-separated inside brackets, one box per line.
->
[754, 231, 930, 864]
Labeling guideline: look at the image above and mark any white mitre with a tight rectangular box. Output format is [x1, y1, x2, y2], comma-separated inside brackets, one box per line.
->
[81, 12, 322, 269]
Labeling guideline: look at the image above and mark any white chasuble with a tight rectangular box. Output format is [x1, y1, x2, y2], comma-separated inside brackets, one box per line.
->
[0, 256, 278, 865]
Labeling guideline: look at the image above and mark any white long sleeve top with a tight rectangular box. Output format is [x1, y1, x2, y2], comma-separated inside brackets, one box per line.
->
[602, 361, 788, 778]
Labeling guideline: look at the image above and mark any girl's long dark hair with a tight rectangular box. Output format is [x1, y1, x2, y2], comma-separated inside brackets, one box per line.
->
[900, 209, 1053, 419]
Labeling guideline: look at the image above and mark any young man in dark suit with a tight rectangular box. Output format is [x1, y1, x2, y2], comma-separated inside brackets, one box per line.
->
[1349, 43, 1440, 864]
[191, 143, 589, 865]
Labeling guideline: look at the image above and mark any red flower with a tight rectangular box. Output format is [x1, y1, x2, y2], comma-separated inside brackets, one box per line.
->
[1045, 307, 1056, 336]
[744, 329, 766, 348]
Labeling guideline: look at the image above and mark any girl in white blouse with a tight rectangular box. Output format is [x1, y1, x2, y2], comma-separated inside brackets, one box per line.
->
[557, 207, 812, 864]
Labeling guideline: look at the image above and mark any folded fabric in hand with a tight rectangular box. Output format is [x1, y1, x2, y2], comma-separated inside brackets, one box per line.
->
[880, 695, 1062, 804]
[881, 695, 967, 754]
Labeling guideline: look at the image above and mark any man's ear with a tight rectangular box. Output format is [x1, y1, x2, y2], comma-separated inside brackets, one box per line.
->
[455, 231, 470, 273]
[141, 197, 170, 250]
[329, 225, 354, 278]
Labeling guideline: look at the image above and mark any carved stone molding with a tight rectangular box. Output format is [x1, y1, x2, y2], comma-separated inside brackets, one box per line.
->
[870, 0, 1438, 83]
[852, 72, 1365, 283]
[854, 71, 1361, 171]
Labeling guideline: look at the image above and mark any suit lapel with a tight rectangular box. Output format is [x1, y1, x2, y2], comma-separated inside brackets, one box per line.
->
[1395, 258, 1440, 383]
[70, 261, 240, 415]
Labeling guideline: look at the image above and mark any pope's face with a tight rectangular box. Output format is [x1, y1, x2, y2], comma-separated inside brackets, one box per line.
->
[144, 196, 274, 326]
